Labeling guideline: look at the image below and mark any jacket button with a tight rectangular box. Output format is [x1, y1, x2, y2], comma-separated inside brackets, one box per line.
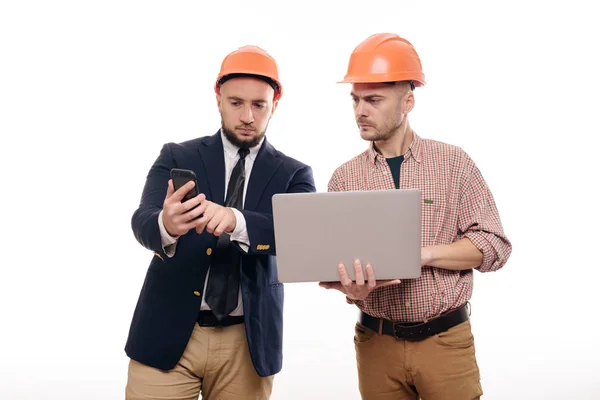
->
[206, 248, 212, 256]
[193, 291, 201, 297]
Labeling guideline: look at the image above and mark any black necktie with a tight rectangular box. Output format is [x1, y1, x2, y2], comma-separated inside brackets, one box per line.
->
[204, 147, 250, 321]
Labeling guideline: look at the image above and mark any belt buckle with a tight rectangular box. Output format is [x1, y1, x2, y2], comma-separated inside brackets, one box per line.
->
[393, 322, 417, 340]
[197, 312, 222, 327]
[393, 319, 430, 341]
[393, 323, 404, 340]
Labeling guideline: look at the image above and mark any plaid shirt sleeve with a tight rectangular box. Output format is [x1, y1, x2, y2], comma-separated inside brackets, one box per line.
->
[457, 153, 512, 272]
[327, 165, 346, 192]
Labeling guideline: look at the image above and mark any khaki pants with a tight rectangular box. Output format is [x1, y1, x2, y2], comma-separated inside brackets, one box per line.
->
[354, 319, 483, 400]
[126, 323, 273, 400]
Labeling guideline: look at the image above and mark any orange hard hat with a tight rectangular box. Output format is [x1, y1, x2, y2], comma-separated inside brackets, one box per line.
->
[215, 45, 283, 101]
[339, 33, 425, 87]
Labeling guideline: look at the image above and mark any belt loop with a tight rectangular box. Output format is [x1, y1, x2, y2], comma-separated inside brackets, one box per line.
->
[378, 318, 383, 335]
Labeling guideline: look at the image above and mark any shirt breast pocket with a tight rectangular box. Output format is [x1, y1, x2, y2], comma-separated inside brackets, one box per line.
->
[420, 191, 443, 246]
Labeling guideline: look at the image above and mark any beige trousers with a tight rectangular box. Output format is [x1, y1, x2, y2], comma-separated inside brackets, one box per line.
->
[354, 319, 483, 400]
[126, 323, 273, 400]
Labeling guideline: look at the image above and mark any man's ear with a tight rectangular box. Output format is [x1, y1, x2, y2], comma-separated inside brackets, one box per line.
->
[216, 93, 222, 111]
[404, 91, 415, 114]
[271, 99, 279, 116]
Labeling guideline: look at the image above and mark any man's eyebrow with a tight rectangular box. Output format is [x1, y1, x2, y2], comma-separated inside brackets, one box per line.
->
[227, 96, 268, 103]
[350, 92, 385, 100]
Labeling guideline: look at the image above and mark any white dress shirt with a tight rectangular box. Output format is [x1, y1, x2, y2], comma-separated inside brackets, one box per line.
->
[157, 130, 264, 316]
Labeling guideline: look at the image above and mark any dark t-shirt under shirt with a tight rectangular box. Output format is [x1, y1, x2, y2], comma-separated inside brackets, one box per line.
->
[386, 155, 404, 189]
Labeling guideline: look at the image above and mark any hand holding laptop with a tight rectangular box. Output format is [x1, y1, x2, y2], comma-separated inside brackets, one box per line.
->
[319, 258, 401, 300]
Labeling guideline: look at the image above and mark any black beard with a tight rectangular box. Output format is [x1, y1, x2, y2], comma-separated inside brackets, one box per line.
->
[221, 124, 266, 149]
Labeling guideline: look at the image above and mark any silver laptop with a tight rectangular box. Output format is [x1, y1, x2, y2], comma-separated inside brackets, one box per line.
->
[272, 189, 422, 283]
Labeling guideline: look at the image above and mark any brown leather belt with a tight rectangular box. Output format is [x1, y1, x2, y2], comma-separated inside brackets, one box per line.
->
[358, 303, 469, 341]
[197, 311, 244, 327]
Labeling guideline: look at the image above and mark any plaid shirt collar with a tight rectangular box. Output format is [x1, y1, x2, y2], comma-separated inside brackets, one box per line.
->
[367, 131, 423, 165]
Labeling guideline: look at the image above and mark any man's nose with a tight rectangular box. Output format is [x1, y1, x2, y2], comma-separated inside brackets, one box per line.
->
[355, 100, 368, 118]
[240, 105, 254, 124]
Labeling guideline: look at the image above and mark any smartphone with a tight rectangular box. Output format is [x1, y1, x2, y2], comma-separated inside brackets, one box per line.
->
[170, 168, 200, 202]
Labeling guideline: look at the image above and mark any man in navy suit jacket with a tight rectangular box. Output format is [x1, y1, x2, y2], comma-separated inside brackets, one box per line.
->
[124, 45, 316, 400]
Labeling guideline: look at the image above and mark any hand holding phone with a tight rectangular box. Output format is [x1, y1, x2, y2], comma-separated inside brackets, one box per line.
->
[171, 168, 200, 202]
[161, 168, 205, 237]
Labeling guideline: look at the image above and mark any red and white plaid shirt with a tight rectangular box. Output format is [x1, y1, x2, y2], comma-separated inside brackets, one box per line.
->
[328, 132, 512, 322]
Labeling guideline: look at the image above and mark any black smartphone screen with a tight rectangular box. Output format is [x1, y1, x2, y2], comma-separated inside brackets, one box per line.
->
[170, 168, 199, 202]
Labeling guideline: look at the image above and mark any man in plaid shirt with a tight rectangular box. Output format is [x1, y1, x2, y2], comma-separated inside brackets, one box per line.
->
[319, 33, 512, 399]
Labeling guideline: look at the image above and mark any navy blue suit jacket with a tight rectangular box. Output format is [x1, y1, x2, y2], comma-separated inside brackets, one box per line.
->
[124, 131, 316, 377]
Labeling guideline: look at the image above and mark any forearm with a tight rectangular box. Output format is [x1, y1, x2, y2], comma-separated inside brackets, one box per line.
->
[421, 238, 483, 271]
[132, 142, 177, 255]
[132, 207, 164, 254]
[238, 165, 315, 255]
[240, 210, 275, 255]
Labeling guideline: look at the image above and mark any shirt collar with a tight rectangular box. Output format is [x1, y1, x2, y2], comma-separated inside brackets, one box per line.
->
[220, 129, 263, 161]
[367, 131, 423, 165]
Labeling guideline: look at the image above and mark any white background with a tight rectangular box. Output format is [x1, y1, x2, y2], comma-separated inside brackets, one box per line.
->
[1, 0, 599, 399]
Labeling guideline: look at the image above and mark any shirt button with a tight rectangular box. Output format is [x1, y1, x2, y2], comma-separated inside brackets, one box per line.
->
[193, 291, 201, 297]
[206, 248, 212, 256]
[405, 301, 411, 307]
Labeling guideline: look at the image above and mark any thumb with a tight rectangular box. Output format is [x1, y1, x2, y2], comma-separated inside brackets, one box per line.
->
[378, 279, 401, 288]
[319, 282, 344, 291]
[319, 282, 336, 289]
[165, 179, 174, 200]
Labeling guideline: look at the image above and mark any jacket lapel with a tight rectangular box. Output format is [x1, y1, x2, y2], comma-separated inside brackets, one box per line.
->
[244, 139, 282, 211]
[198, 131, 226, 204]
